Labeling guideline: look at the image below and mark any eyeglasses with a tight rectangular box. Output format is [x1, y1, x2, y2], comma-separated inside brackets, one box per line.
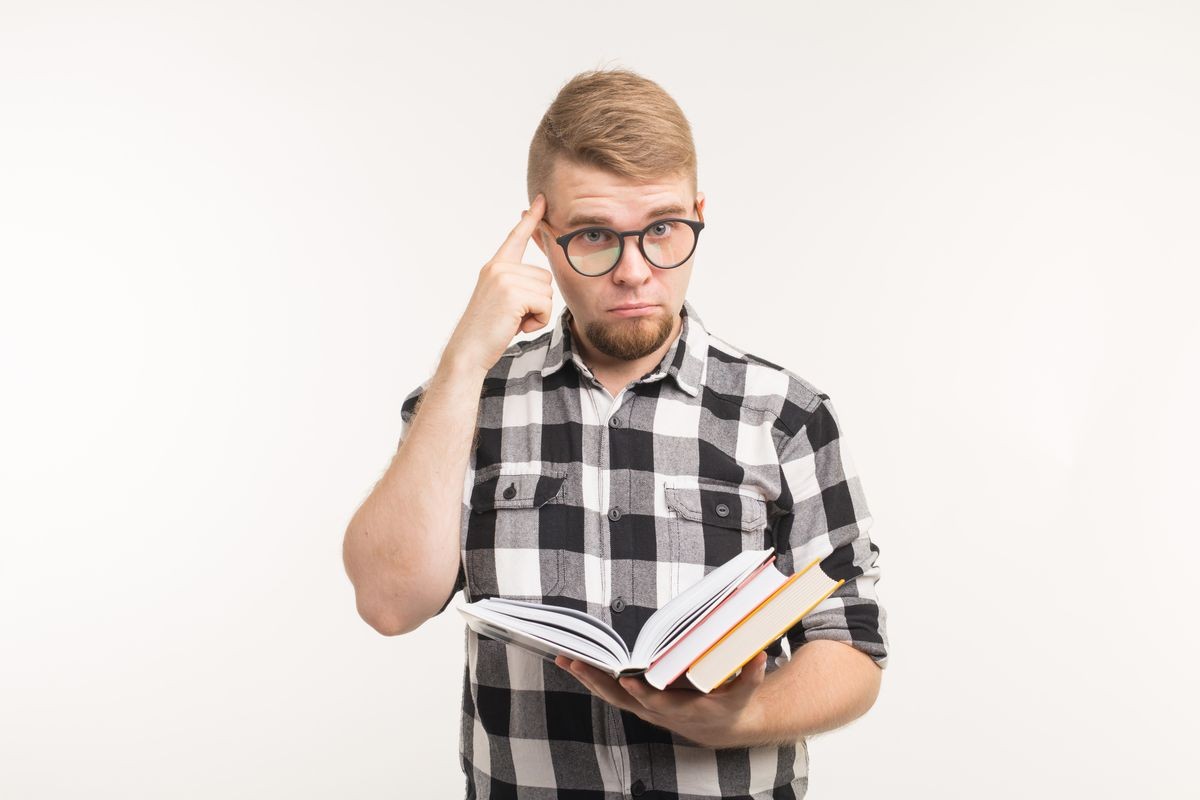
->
[543, 210, 705, 277]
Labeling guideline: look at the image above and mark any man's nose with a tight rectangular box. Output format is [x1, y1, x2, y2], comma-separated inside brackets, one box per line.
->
[610, 236, 653, 284]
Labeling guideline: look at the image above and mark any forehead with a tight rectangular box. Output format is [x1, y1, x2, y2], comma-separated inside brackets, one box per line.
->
[547, 160, 693, 228]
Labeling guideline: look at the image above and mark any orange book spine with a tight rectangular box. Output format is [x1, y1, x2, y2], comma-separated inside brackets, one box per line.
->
[689, 558, 844, 690]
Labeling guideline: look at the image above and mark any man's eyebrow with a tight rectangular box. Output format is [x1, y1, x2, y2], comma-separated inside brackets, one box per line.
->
[564, 204, 689, 228]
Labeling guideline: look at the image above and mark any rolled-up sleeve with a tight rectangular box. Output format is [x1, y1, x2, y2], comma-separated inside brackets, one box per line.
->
[773, 395, 888, 668]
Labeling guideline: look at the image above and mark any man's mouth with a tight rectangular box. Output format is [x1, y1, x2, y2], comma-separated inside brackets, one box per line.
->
[608, 303, 659, 317]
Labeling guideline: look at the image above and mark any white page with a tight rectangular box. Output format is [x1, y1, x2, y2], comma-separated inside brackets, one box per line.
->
[479, 597, 628, 658]
[458, 603, 622, 672]
[483, 603, 628, 662]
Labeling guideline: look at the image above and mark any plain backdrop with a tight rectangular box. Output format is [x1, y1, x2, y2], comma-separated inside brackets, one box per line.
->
[2, 1, 1198, 797]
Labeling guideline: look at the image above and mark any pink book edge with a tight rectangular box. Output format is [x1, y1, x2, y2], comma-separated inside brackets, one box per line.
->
[647, 554, 778, 686]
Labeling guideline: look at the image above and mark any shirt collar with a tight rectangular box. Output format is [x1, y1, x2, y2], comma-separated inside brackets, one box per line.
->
[540, 299, 709, 397]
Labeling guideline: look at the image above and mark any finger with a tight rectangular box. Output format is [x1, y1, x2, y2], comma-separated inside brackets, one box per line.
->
[509, 287, 554, 332]
[485, 260, 554, 284]
[492, 193, 547, 265]
[569, 662, 642, 713]
[725, 652, 770, 695]
[619, 676, 666, 713]
[706, 651, 767, 698]
[498, 272, 555, 296]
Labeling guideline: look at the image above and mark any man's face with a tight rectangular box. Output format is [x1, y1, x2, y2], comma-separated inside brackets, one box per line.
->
[533, 160, 706, 363]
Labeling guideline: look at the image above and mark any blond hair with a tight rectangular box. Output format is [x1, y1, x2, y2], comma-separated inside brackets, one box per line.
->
[527, 67, 698, 204]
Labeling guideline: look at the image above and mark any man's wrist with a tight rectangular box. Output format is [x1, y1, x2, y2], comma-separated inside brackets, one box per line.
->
[437, 351, 490, 385]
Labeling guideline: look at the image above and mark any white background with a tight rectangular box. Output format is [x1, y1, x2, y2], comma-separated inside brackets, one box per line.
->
[2, 1, 1197, 797]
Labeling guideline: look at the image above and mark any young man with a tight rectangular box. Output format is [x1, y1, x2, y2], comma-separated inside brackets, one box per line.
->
[343, 68, 888, 799]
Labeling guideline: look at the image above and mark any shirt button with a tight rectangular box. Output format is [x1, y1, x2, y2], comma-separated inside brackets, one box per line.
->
[715, 502, 730, 517]
[610, 596, 626, 613]
[502, 483, 517, 500]
[608, 416, 621, 428]
[631, 779, 646, 796]
[608, 507, 622, 521]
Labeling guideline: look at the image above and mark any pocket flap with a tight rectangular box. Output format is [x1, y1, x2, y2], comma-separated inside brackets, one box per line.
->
[470, 472, 566, 512]
[664, 482, 768, 531]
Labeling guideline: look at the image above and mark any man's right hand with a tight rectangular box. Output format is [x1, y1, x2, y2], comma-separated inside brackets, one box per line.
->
[443, 193, 554, 375]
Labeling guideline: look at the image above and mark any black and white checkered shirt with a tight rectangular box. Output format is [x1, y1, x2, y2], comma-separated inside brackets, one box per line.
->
[399, 299, 887, 799]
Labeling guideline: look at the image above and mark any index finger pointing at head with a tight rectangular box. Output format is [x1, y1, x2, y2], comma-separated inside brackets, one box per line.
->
[492, 193, 546, 264]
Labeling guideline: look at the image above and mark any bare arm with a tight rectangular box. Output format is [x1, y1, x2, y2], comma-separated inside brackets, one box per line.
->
[342, 193, 553, 636]
[558, 640, 881, 750]
[342, 356, 488, 635]
[729, 640, 882, 746]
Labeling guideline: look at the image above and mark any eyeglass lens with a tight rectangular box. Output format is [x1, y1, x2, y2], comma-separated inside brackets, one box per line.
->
[567, 221, 697, 276]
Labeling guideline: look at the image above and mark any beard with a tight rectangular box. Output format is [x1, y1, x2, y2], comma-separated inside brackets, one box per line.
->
[580, 307, 678, 361]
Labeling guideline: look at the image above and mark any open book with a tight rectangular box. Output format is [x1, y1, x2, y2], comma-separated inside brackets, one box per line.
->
[458, 548, 844, 693]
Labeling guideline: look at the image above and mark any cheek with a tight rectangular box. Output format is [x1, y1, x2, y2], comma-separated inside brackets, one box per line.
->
[662, 265, 692, 296]
[550, 262, 588, 304]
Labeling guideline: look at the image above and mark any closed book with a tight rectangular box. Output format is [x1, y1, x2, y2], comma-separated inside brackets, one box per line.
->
[642, 558, 788, 690]
[684, 558, 844, 693]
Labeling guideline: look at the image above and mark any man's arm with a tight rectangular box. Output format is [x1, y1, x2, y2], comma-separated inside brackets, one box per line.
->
[729, 640, 881, 746]
[559, 640, 880, 750]
[341, 193, 553, 636]
[342, 358, 486, 636]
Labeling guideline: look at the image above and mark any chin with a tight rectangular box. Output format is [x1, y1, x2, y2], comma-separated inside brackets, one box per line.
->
[583, 305, 678, 361]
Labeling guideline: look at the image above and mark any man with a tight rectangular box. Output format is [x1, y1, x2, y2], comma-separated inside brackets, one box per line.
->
[343, 68, 887, 799]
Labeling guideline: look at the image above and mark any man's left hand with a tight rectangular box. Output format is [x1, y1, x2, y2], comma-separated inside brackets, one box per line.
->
[554, 651, 769, 749]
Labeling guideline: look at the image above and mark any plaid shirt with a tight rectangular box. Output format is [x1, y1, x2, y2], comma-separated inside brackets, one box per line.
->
[399, 299, 887, 799]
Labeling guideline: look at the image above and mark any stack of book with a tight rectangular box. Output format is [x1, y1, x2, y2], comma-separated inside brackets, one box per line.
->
[458, 548, 843, 693]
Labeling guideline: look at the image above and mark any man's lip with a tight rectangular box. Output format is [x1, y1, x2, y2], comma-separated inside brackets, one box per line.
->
[610, 303, 656, 311]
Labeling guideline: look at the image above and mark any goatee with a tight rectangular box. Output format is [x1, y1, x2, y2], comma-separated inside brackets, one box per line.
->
[582, 308, 677, 361]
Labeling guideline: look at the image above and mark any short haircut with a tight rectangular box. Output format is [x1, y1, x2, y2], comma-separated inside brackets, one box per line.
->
[527, 67, 698, 205]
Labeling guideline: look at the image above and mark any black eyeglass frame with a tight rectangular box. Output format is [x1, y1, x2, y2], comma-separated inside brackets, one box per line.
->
[547, 216, 706, 277]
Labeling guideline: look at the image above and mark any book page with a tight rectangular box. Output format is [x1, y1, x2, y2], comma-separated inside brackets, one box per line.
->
[480, 597, 629, 660]
[459, 604, 623, 672]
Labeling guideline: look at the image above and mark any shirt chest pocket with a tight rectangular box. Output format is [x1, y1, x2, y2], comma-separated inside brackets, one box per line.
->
[663, 480, 772, 594]
[466, 470, 567, 601]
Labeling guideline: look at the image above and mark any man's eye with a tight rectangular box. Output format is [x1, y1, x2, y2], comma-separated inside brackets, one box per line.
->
[582, 230, 612, 244]
[648, 222, 673, 237]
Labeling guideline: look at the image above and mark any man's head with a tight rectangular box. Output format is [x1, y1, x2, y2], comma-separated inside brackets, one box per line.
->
[527, 68, 705, 362]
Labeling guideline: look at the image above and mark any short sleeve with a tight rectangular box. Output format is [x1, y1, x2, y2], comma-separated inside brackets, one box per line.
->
[773, 396, 888, 668]
[397, 380, 428, 450]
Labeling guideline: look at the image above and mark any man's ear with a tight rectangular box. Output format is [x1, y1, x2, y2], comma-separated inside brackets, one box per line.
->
[531, 222, 549, 257]
[695, 191, 706, 222]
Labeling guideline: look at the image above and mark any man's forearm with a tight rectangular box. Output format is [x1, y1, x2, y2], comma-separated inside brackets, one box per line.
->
[342, 355, 486, 635]
[730, 640, 882, 748]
